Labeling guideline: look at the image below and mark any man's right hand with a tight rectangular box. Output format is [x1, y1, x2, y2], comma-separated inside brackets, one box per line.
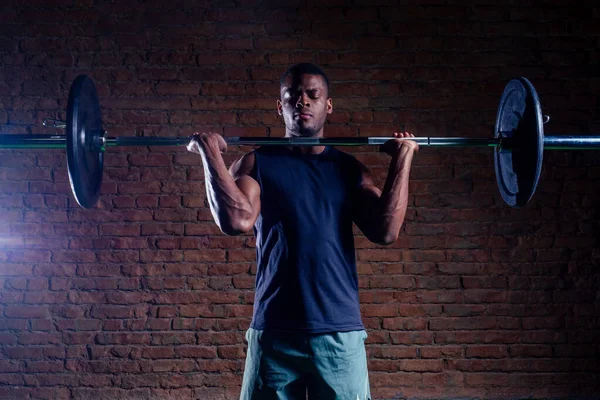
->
[187, 132, 228, 156]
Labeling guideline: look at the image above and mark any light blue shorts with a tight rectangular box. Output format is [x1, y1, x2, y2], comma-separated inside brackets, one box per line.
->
[240, 328, 371, 400]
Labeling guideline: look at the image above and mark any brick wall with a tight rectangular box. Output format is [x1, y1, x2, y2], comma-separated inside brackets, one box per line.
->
[0, 1, 599, 399]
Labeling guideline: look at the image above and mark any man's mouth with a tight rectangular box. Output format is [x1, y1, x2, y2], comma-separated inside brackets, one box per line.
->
[295, 113, 313, 120]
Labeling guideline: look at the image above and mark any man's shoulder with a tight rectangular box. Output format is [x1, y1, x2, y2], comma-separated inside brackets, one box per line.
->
[230, 150, 256, 179]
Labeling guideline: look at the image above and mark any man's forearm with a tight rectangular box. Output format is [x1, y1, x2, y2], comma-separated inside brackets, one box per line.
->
[377, 149, 414, 243]
[200, 150, 255, 234]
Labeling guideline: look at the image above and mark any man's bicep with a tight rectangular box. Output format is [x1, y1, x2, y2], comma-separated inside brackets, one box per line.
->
[353, 167, 382, 229]
[234, 175, 261, 214]
[229, 151, 261, 220]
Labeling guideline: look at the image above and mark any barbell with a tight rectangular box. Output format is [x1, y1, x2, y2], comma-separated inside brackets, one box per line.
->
[0, 75, 599, 209]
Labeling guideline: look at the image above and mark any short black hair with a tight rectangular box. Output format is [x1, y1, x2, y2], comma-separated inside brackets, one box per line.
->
[279, 63, 330, 92]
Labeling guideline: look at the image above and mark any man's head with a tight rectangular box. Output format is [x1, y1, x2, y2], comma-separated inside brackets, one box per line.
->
[277, 63, 332, 138]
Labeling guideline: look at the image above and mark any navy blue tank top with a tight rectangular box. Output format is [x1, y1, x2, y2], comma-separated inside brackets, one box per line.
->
[250, 145, 364, 333]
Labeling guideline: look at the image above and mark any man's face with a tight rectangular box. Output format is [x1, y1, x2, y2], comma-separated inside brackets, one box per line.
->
[277, 73, 332, 138]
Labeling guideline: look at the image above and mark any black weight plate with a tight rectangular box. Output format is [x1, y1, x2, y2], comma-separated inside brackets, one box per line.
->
[494, 77, 543, 208]
[66, 75, 104, 208]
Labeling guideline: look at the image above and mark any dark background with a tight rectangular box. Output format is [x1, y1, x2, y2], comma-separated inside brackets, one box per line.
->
[0, 1, 599, 399]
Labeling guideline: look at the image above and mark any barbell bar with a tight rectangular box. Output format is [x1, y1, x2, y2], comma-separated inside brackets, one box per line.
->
[1, 134, 600, 150]
[0, 75, 598, 209]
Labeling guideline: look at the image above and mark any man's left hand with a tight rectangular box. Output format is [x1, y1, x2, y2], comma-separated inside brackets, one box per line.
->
[380, 131, 419, 156]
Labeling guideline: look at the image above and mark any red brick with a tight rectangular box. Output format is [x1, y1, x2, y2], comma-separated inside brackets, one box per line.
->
[0, 334, 18, 345]
[400, 360, 444, 372]
[466, 345, 509, 359]
[18, 333, 61, 345]
[510, 344, 553, 358]
[382, 317, 428, 331]
[4, 305, 48, 318]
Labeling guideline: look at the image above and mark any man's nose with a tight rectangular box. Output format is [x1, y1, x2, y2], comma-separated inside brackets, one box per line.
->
[296, 93, 310, 108]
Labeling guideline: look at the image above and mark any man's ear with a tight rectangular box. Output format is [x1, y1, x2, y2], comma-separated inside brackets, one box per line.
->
[277, 99, 283, 116]
[327, 98, 333, 114]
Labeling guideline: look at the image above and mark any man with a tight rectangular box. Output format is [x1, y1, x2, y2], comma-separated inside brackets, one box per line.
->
[187, 63, 418, 399]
